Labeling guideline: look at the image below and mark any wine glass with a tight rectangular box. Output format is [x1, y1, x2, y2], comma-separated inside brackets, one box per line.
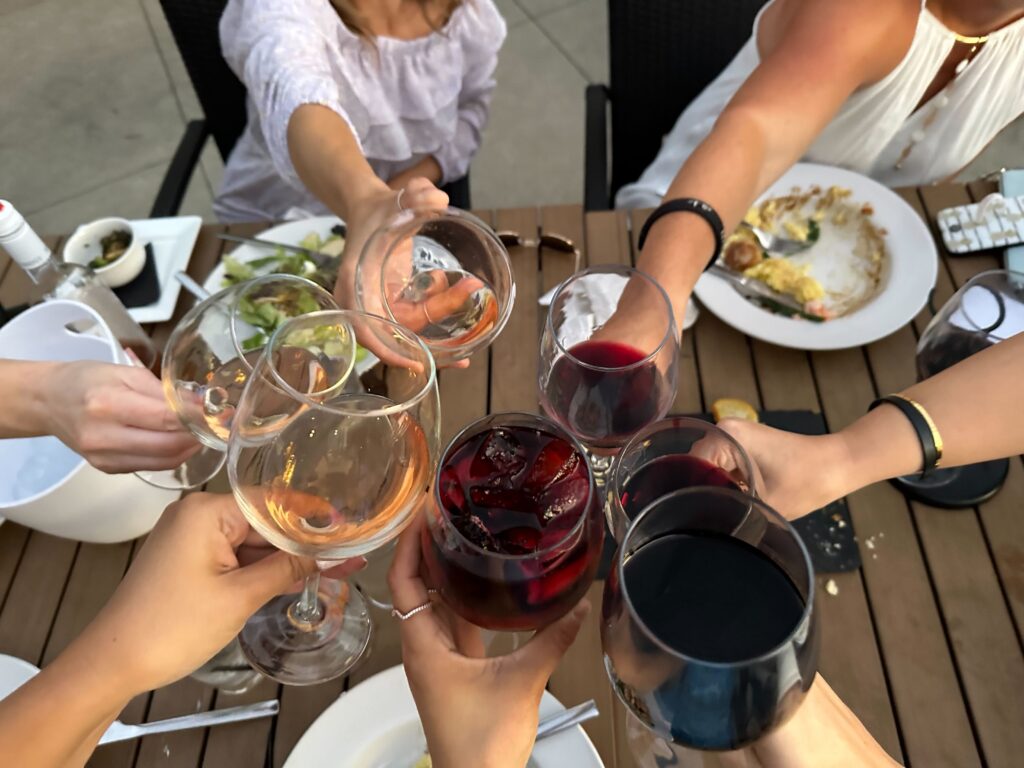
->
[355, 207, 515, 367]
[422, 412, 604, 632]
[228, 309, 440, 685]
[607, 416, 758, 542]
[539, 266, 679, 483]
[602, 487, 819, 755]
[894, 269, 1023, 508]
[140, 274, 339, 490]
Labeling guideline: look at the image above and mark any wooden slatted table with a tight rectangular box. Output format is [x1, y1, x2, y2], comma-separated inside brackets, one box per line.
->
[0, 182, 1022, 767]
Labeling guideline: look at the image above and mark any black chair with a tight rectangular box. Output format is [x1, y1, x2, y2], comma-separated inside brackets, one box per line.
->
[584, 0, 766, 211]
[152, 0, 470, 218]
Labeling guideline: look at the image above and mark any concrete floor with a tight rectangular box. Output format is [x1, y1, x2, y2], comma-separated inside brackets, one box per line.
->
[0, 0, 1020, 235]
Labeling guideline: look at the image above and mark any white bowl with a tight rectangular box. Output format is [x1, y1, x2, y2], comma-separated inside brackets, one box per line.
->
[63, 217, 145, 288]
[0, 301, 179, 542]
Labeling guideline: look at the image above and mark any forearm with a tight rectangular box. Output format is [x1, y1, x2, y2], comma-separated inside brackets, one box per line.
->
[287, 104, 389, 220]
[0, 640, 132, 767]
[0, 360, 59, 438]
[836, 333, 1024, 493]
[388, 157, 443, 191]
[636, 110, 771, 322]
[751, 675, 900, 767]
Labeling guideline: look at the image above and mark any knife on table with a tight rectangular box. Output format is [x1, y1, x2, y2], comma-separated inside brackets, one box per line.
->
[217, 233, 340, 270]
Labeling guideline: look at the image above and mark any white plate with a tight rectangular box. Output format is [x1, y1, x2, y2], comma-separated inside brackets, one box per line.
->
[283, 664, 604, 768]
[693, 163, 937, 350]
[123, 216, 202, 324]
[202, 216, 343, 295]
[0, 654, 40, 700]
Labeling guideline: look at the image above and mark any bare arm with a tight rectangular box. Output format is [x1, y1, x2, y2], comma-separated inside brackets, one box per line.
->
[637, 0, 918, 325]
[751, 676, 901, 767]
[720, 332, 1024, 520]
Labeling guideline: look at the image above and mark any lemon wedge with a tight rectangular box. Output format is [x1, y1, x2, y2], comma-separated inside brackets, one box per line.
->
[711, 398, 759, 423]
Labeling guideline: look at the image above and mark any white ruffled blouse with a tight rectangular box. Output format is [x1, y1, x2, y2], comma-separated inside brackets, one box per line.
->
[214, 0, 507, 222]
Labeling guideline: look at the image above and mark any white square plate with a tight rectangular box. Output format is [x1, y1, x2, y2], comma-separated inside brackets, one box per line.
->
[124, 216, 203, 324]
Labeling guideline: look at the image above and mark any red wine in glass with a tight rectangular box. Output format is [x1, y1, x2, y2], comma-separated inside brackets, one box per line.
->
[424, 415, 603, 631]
[542, 339, 668, 449]
[620, 455, 740, 523]
[602, 488, 818, 751]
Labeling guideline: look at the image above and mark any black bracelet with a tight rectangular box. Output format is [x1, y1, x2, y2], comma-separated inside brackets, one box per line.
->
[637, 198, 725, 271]
[869, 395, 943, 478]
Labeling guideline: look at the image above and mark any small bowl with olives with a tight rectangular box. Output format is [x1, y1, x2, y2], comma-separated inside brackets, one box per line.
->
[63, 217, 145, 288]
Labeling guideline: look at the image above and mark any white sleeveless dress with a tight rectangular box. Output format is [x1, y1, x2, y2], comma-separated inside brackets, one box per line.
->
[616, 0, 1024, 209]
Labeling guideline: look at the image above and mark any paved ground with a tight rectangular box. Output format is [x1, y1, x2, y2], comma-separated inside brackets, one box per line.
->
[0, 0, 1019, 234]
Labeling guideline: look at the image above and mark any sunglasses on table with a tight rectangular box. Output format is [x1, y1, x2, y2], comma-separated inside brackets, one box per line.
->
[496, 231, 582, 274]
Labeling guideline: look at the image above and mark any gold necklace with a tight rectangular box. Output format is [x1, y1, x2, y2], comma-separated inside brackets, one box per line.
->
[893, 31, 990, 170]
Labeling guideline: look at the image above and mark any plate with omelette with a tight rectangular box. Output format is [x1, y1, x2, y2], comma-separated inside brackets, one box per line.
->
[693, 162, 937, 350]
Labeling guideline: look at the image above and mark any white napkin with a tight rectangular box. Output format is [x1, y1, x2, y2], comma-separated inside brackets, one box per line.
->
[538, 276, 699, 331]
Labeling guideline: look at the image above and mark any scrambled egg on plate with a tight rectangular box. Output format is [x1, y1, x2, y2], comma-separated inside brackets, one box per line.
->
[723, 185, 886, 320]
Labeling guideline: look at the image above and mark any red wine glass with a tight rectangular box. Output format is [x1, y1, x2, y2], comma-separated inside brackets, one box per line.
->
[896, 269, 1023, 507]
[608, 416, 758, 542]
[422, 412, 604, 631]
[539, 265, 679, 483]
[602, 486, 819, 753]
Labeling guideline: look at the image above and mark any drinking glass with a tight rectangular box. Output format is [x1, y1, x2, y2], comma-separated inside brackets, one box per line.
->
[422, 412, 604, 632]
[229, 310, 439, 685]
[608, 417, 758, 542]
[894, 269, 1023, 507]
[355, 207, 515, 367]
[602, 487, 818, 753]
[539, 266, 679, 483]
[140, 274, 338, 490]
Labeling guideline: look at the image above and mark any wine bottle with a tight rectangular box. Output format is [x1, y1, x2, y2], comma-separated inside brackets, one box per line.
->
[0, 199, 157, 368]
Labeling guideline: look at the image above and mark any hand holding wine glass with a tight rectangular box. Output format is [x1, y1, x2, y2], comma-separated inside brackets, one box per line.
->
[229, 309, 440, 685]
[390, 517, 591, 768]
[32, 360, 199, 474]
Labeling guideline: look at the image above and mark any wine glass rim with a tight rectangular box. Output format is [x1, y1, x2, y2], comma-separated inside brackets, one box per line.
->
[227, 274, 336, 368]
[957, 268, 1024, 339]
[617, 486, 815, 668]
[262, 308, 437, 418]
[367, 207, 516, 352]
[609, 416, 759, 522]
[432, 411, 597, 560]
[547, 265, 677, 372]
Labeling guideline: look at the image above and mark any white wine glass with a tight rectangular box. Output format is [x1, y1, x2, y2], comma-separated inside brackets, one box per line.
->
[228, 309, 440, 685]
[138, 274, 338, 489]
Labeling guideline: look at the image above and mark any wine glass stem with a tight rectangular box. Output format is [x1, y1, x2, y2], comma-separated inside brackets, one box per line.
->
[289, 573, 324, 629]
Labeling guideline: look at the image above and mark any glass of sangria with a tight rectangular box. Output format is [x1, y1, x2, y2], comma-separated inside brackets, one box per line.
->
[608, 416, 758, 542]
[423, 412, 604, 631]
[355, 207, 516, 367]
[539, 265, 678, 483]
[603, 486, 819, 753]
[228, 310, 440, 685]
[141, 274, 338, 489]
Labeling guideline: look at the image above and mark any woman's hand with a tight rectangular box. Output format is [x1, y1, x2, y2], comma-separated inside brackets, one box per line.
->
[0, 493, 365, 768]
[717, 419, 852, 520]
[334, 177, 479, 369]
[39, 360, 199, 473]
[389, 518, 590, 768]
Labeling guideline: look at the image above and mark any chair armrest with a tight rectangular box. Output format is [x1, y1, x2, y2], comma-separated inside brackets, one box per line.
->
[584, 84, 611, 212]
[150, 119, 210, 218]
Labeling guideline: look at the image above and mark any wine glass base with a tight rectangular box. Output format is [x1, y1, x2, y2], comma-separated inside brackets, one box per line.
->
[135, 446, 226, 491]
[238, 578, 372, 686]
[890, 459, 1009, 509]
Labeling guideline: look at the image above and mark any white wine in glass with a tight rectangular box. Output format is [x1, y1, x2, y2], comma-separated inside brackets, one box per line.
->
[228, 309, 440, 685]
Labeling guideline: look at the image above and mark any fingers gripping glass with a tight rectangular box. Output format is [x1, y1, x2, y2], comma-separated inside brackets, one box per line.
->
[137, 275, 339, 490]
[355, 208, 516, 367]
[496, 231, 582, 274]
